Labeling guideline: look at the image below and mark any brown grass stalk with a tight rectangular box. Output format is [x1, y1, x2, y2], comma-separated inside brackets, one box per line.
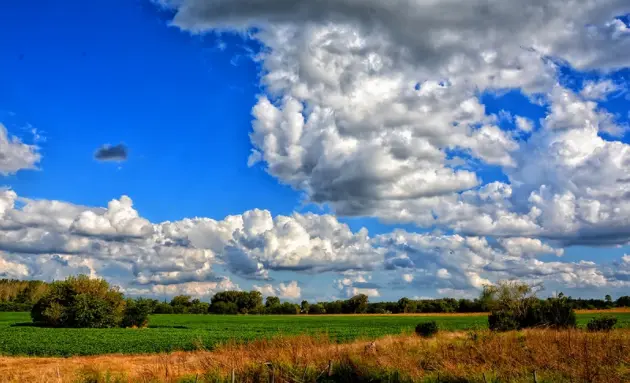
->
[1, 329, 629, 383]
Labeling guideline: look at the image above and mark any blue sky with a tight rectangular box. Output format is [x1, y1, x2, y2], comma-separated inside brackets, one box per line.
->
[1, 0, 630, 301]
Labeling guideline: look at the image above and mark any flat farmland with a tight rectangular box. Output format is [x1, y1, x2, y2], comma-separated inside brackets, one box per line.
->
[1, 311, 628, 357]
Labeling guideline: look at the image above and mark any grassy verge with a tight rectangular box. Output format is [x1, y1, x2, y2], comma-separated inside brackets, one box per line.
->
[1, 329, 629, 383]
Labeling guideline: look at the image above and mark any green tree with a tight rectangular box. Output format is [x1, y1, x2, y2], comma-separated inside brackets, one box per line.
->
[189, 301, 210, 314]
[308, 303, 326, 314]
[485, 281, 575, 331]
[300, 300, 310, 314]
[346, 294, 369, 314]
[265, 296, 280, 307]
[616, 296, 630, 307]
[31, 275, 126, 328]
[237, 291, 263, 314]
[121, 298, 152, 327]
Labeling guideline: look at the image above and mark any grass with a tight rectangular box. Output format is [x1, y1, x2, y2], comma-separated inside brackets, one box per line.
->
[0, 311, 629, 357]
[1, 329, 629, 382]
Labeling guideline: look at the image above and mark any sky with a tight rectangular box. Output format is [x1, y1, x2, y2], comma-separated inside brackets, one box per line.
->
[1, 0, 630, 302]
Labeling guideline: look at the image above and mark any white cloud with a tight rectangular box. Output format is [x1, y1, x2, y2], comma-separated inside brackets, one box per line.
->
[254, 280, 302, 300]
[498, 237, 564, 257]
[515, 116, 534, 132]
[70, 196, 154, 239]
[402, 273, 414, 283]
[156, 0, 630, 249]
[0, 190, 628, 297]
[0, 255, 29, 278]
[0, 124, 41, 175]
[124, 278, 239, 299]
[580, 79, 622, 100]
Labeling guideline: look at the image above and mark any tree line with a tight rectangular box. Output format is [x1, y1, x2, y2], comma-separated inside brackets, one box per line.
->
[1, 277, 629, 315]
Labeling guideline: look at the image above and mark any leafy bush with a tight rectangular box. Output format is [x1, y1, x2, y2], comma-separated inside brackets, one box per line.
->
[587, 316, 617, 332]
[415, 321, 439, 337]
[488, 310, 520, 331]
[486, 281, 576, 331]
[68, 293, 120, 328]
[31, 275, 126, 328]
[538, 297, 577, 329]
[121, 298, 152, 328]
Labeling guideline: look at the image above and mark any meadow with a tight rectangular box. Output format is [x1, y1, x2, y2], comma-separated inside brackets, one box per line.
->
[1, 311, 629, 357]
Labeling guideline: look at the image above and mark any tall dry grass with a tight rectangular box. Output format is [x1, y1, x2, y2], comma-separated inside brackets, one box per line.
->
[1, 329, 629, 383]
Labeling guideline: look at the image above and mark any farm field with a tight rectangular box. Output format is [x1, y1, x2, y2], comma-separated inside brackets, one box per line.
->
[1, 311, 629, 357]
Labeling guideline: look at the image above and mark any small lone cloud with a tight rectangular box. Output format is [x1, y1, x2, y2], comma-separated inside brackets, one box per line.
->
[94, 144, 128, 162]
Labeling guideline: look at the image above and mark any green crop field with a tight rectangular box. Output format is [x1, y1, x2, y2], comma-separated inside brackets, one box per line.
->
[1, 311, 628, 357]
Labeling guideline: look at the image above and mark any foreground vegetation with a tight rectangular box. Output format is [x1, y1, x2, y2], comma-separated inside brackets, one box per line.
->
[1, 311, 629, 357]
[1, 329, 629, 383]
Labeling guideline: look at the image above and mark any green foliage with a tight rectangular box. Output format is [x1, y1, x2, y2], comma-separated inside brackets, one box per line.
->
[616, 296, 630, 307]
[346, 294, 369, 314]
[587, 315, 617, 331]
[265, 302, 300, 314]
[170, 295, 192, 307]
[30, 275, 126, 328]
[121, 298, 152, 328]
[170, 295, 192, 314]
[209, 301, 239, 314]
[68, 293, 120, 328]
[188, 301, 210, 314]
[415, 321, 439, 337]
[265, 296, 280, 307]
[538, 296, 577, 328]
[0, 301, 33, 312]
[0, 279, 50, 306]
[153, 302, 174, 314]
[300, 300, 310, 314]
[486, 282, 576, 331]
[210, 290, 263, 314]
[308, 303, 326, 314]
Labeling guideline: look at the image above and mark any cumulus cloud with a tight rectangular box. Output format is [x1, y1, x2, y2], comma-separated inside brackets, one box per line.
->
[334, 272, 381, 297]
[124, 278, 239, 299]
[0, 124, 41, 175]
[158, 0, 630, 248]
[254, 280, 301, 300]
[94, 144, 128, 162]
[0, 190, 628, 297]
[4, 0, 630, 299]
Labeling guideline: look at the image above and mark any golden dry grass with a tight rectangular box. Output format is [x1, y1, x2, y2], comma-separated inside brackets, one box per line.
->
[575, 308, 630, 314]
[1, 329, 629, 383]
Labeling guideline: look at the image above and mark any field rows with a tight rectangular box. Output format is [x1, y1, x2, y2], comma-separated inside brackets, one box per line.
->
[1, 311, 629, 357]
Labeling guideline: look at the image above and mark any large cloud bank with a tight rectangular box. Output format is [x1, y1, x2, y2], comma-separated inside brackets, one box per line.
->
[159, 0, 630, 246]
[0, 191, 627, 297]
[2, 0, 630, 298]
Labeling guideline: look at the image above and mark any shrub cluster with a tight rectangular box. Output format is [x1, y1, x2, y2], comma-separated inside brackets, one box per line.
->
[486, 282, 576, 331]
[415, 321, 439, 337]
[587, 316, 617, 332]
[30, 275, 149, 328]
